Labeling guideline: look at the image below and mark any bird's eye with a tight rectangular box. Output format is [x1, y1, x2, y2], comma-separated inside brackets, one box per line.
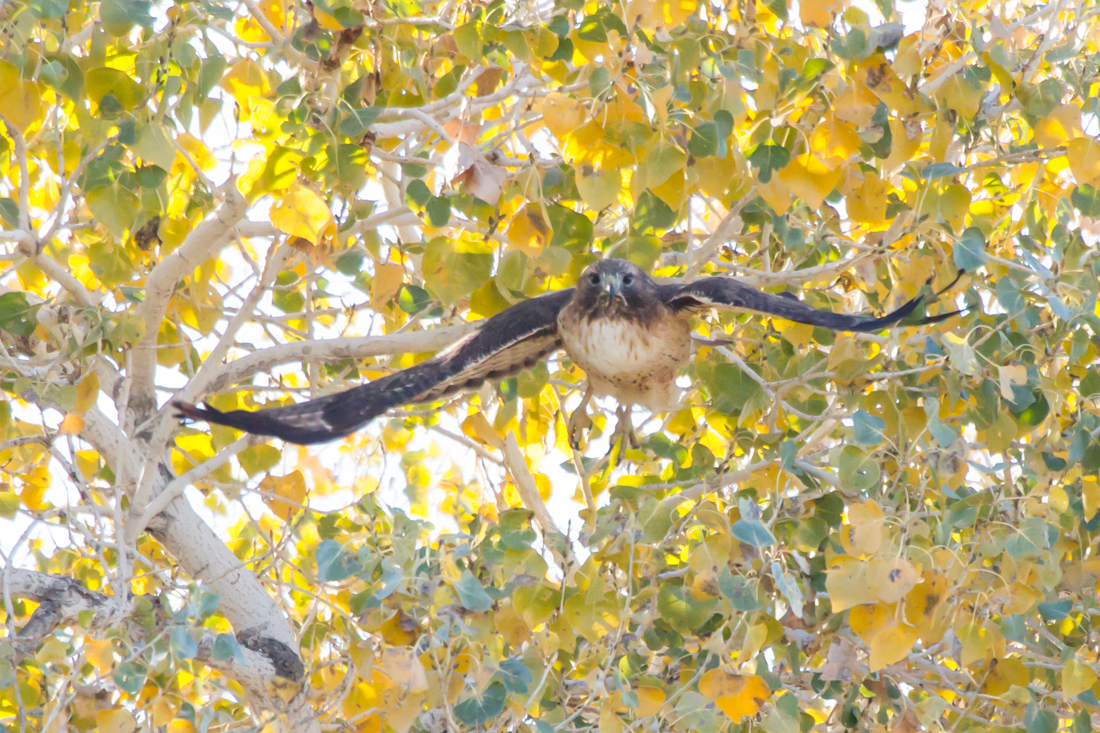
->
[588, 273, 600, 285]
[622, 275, 634, 286]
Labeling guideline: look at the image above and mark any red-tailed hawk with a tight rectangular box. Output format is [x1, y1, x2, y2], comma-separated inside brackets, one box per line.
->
[175, 259, 960, 445]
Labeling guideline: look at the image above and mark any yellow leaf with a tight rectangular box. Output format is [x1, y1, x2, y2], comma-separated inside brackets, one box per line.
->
[957, 622, 993, 666]
[151, 697, 175, 727]
[849, 602, 894, 645]
[1083, 477, 1100, 521]
[698, 670, 770, 720]
[937, 183, 971, 229]
[576, 166, 622, 210]
[778, 154, 843, 210]
[801, 0, 845, 26]
[96, 709, 136, 733]
[0, 61, 43, 132]
[541, 93, 587, 138]
[983, 657, 1029, 695]
[832, 83, 880, 127]
[462, 413, 504, 450]
[506, 205, 551, 257]
[810, 114, 861, 160]
[847, 172, 888, 224]
[868, 623, 916, 671]
[1069, 136, 1100, 187]
[176, 134, 216, 172]
[658, 0, 698, 26]
[825, 557, 877, 612]
[635, 686, 665, 717]
[1063, 659, 1098, 697]
[379, 648, 429, 694]
[220, 59, 270, 109]
[858, 58, 919, 116]
[261, 471, 307, 521]
[1033, 103, 1084, 147]
[84, 639, 115, 673]
[59, 414, 85, 435]
[773, 320, 814, 349]
[74, 372, 100, 416]
[271, 183, 335, 244]
[600, 701, 624, 733]
[757, 175, 792, 213]
[370, 262, 405, 309]
[868, 558, 921, 603]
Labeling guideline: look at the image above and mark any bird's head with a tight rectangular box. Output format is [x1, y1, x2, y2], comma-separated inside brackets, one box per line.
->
[575, 259, 658, 318]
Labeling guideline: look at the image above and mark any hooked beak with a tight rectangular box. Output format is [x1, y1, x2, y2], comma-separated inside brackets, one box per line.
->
[600, 273, 623, 298]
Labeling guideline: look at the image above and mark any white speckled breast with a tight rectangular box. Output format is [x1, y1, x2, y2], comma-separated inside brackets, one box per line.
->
[558, 309, 692, 413]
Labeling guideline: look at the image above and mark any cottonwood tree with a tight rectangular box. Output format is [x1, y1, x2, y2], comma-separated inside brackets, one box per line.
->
[1, 0, 1100, 731]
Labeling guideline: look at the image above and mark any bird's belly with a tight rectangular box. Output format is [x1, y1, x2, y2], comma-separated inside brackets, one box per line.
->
[560, 314, 691, 412]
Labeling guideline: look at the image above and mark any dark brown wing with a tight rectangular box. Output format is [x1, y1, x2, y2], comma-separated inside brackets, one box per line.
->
[174, 288, 575, 445]
[661, 273, 962, 332]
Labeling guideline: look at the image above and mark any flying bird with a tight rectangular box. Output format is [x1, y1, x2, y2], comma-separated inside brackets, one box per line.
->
[175, 259, 960, 446]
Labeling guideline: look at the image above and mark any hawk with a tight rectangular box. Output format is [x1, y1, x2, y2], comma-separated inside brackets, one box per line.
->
[175, 259, 960, 446]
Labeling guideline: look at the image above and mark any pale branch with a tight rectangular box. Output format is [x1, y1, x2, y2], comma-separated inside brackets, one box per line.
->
[502, 433, 571, 566]
[195, 324, 473, 396]
[130, 185, 249, 418]
[179, 243, 293, 404]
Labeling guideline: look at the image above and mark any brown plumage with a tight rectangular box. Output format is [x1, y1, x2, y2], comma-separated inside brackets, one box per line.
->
[175, 259, 961, 445]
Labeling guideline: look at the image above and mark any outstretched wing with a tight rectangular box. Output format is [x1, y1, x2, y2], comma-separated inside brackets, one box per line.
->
[662, 272, 962, 332]
[174, 288, 575, 445]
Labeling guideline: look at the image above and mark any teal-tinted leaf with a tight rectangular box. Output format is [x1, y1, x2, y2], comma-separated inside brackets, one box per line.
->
[714, 110, 733, 157]
[406, 179, 432, 207]
[718, 568, 762, 611]
[748, 143, 790, 183]
[1014, 391, 1049, 426]
[454, 570, 494, 611]
[498, 657, 532, 693]
[921, 162, 963, 180]
[135, 165, 167, 189]
[170, 627, 198, 659]
[112, 662, 145, 695]
[340, 106, 382, 137]
[731, 519, 776, 547]
[454, 681, 507, 726]
[954, 227, 987, 270]
[211, 633, 244, 663]
[852, 409, 886, 445]
[374, 560, 403, 599]
[1024, 702, 1058, 733]
[316, 539, 357, 582]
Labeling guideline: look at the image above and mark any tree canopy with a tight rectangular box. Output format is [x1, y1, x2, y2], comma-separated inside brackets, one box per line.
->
[1, 0, 1100, 731]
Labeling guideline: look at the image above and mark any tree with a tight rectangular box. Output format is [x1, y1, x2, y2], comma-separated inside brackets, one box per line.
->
[0, 0, 1098, 730]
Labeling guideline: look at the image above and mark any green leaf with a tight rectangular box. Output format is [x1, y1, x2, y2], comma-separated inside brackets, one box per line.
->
[339, 107, 382, 138]
[954, 227, 987, 270]
[548, 203, 594, 251]
[1018, 79, 1063, 118]
[732, 519, 776, 547]
[748, 143, 791, 183]
[1071, 184, 1100, 217]
[837, 445, 881, 492]
[454, 681, 506, 726]
[657, 585, 719, 633]
[688, 122, 719, 158]
[631, 191, 677, 233]
[421, 237, 493, 303]
[0, 292, 39, 337]
[454, 570, 494, 611]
